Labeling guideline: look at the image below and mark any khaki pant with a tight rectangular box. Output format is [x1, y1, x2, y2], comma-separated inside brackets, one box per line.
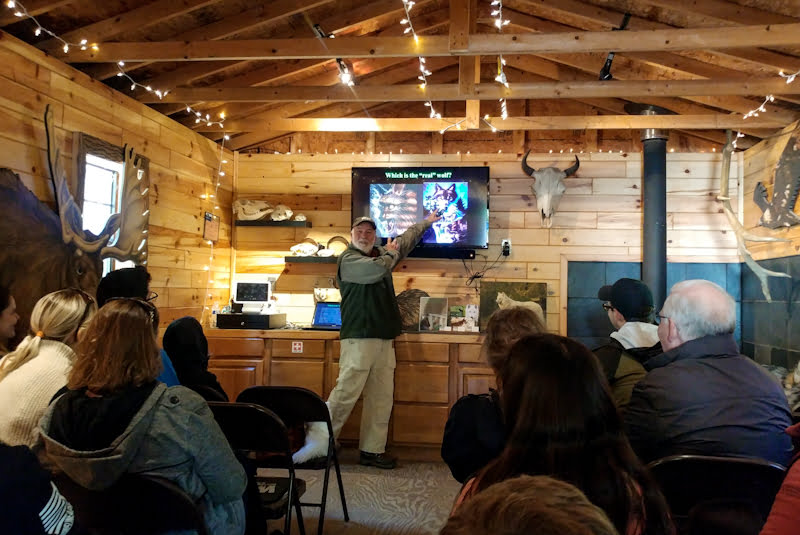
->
[327, 338, 396, 454]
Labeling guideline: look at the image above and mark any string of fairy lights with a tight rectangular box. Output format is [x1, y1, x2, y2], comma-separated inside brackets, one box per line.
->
[400, 0, 441, 120]
[491, 0, 510, 123]
[733, 68, 800, 149]
[9, 0, 800, 156]
[4, 0, 230, 321]
[200, 134, 231, 323]
[4, 0, 227, 130]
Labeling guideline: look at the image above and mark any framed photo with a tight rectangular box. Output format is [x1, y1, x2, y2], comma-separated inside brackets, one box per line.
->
[203, 211, 220, 242]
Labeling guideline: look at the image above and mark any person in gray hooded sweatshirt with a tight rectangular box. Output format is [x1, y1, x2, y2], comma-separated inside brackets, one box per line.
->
[37, 298, 246, 535]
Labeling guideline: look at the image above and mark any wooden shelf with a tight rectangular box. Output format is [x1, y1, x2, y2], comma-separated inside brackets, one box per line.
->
[235, 220, 311, 227]
[284, 256, 337, 263]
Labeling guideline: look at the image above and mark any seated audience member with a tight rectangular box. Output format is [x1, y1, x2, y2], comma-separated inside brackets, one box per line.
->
[38, 298, 247, 535]
[624, 279, 793, 465]
[0, 285, 19, 356]
[759, 421, 800, 535]
[95, 266, 180, 386]
[163, 316, 227, 400]
[0, 289, 95, 447]
[453, 333, 674, 535]
[0, 441, 82, 535]
[441, 306, 545, 482]
[443, 475, 620, 535]
[593, 278, 659, 409]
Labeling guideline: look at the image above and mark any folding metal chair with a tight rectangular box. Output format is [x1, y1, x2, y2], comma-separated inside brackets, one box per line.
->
[237, 386, 350, 535]
[208, 401, 306, 535]
[53, 473, 209, 535]
[648, 454, 787, 535]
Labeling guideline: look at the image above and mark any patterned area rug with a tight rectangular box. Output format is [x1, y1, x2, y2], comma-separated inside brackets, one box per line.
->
[261, 452, 462, 535]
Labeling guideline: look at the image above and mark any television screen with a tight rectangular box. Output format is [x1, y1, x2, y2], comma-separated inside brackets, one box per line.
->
[351, 167, 489, 250]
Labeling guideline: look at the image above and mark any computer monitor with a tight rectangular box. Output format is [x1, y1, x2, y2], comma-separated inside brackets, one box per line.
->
[231, 275, 274, 314]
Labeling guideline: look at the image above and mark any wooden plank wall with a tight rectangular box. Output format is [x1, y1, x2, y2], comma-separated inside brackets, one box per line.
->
[742, 121, 800, 260]
[234, 151, 742, 332]
[0, 33, 233, 328]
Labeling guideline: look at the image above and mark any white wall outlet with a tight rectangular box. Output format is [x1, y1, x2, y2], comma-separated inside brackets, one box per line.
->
[501, 239, 512, 256]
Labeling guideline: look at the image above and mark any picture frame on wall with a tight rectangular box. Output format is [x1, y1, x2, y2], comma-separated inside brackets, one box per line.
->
[203, 211, 220, 242]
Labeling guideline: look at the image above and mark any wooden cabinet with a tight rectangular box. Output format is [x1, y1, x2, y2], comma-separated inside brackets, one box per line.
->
[206, 337, 266, 400]
[205, 330, 484, 454]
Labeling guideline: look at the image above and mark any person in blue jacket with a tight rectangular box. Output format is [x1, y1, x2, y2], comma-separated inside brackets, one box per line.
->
[95, 266, 179, 386]
[624, 279, 793, 465]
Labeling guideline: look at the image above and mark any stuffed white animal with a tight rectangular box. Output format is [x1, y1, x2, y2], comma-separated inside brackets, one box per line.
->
[292, 421, 330, 464]
[496, 291, 545, 322]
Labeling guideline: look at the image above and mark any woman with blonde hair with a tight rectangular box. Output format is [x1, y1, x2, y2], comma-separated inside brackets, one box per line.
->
[0, 288, 95, 447]
[38, 298, 247, 535]
[441, 306, 546, 482]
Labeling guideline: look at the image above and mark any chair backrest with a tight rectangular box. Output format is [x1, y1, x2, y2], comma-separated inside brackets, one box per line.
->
[207, 401, 292, 455]
[648, 454, 786, 523]
[54, 473, 208, 535]
[237, 386, 330, 428]
[188, 383, 229, 402]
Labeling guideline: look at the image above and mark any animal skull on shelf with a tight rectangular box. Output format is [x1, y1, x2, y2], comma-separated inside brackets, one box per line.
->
[270, 204, 293, 221]
[233, 199, 273, 221]
[520, 150, 580, 228]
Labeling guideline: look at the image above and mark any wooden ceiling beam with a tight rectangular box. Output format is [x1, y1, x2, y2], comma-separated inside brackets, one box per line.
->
[147, 78, 800, 103]
[88, 0, 333, 80]
[507, 53, 800, 124]
[37, 0, 225, 53]
[195, 114, 785, 132]
[60, 23, 800, 63]
[0, 0, 70, 26]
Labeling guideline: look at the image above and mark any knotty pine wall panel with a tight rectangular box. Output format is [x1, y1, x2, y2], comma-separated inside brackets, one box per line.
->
[742, 121, 800, 260]
[0, 34, 232, 326]
[233, 151, 742, 330]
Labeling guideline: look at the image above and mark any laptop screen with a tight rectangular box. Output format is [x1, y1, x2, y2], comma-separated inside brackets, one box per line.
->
[313, 302, 342, 327]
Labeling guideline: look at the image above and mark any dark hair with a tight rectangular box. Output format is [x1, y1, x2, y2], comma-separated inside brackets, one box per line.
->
[483, 307, 546, 372]
[163, 316, 209, 378]
[443, 475, 620, 535]
[95, 266, 151, 307]
[474, 334, 674, 535]
[0, 285, 10, 312]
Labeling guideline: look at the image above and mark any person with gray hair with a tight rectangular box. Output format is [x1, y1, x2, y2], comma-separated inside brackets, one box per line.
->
[624, 279, 793, 465]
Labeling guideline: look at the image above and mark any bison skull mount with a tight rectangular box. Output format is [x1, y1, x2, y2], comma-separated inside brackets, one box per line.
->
[521, 151, 580, 228]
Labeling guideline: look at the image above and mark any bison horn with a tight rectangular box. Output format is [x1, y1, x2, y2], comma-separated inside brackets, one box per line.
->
[563, 156, 580, 177]
[521, 149, 536, 178]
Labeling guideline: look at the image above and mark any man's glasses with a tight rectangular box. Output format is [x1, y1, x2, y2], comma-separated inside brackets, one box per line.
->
[602, 302, 614, 311]
[146, 291, 158, 302]
[655, 313, 669, 325]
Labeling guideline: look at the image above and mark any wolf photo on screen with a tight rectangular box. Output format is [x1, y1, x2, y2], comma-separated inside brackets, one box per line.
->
[352, 166, 490, 255]
[422, 182, 468, 244]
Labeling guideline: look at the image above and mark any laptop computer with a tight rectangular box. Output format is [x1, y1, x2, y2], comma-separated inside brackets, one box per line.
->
[302, 302, 342, 331]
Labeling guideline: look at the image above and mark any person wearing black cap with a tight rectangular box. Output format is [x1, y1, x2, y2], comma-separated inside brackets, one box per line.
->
[624, 279, 792, 465]
[326, 212, 439, 469]
[592, 278, 658, 409]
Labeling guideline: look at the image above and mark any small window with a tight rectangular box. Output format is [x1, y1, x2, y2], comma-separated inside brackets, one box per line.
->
[76, 135, 147, 275]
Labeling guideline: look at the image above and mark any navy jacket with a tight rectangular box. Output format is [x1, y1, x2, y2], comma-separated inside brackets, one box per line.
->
[624, 333, 793, 466]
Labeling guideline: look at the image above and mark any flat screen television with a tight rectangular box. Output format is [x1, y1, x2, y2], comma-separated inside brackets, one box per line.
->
[351, 167, 490, 256]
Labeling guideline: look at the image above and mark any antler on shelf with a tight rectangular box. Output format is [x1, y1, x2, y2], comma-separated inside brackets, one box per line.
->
[718, 130, 790, 301]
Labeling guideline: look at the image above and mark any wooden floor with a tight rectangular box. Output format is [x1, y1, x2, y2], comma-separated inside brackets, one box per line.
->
[262, 449, 462, 535]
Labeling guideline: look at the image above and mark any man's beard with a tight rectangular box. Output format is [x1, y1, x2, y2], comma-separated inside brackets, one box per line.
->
[354, 240, 373, 254]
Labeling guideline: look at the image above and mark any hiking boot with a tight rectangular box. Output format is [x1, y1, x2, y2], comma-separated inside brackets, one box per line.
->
[359, 451, 397, 469]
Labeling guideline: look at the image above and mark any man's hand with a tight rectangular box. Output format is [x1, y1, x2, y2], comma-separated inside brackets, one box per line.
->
[426, 211, 443, 223]
[385, 237, 399, 251]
